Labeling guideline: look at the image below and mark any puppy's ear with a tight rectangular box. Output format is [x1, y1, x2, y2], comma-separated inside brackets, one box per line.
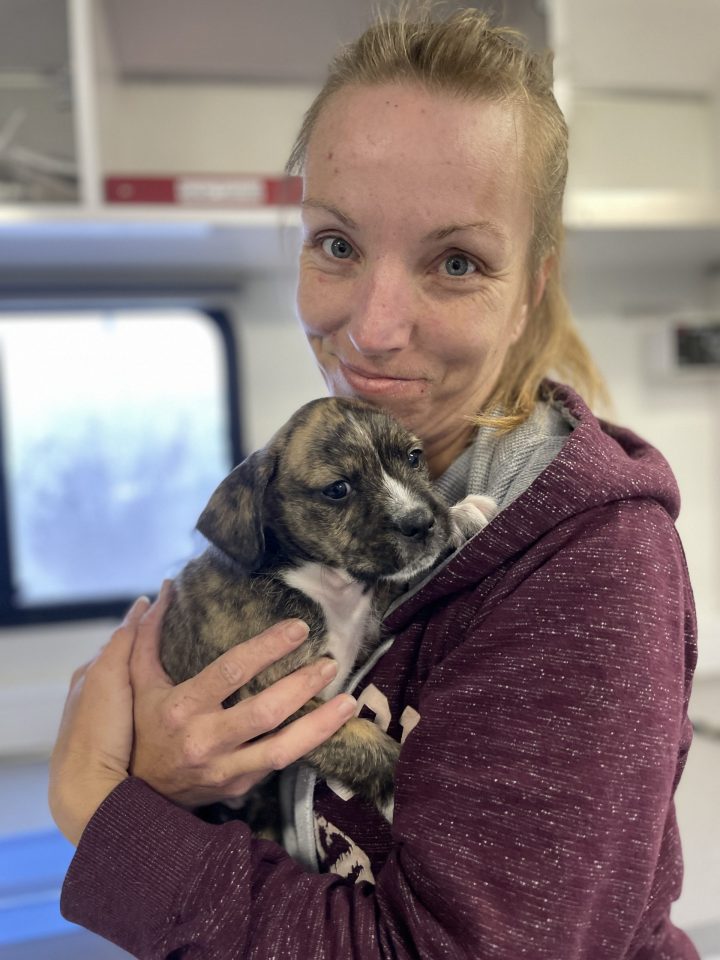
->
[196, 448, 276, 570]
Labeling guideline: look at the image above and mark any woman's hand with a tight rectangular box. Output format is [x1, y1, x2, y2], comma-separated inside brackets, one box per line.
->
[49, 595, 152, 846]
[49, 582, 357, 844]
[129, 582, 357, 808]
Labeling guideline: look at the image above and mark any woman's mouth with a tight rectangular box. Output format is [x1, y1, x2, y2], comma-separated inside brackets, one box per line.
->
[338, 359, 427, 397]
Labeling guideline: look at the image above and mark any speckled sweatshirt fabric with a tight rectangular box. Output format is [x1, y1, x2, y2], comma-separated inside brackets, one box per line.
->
[61, 384, 699, 959]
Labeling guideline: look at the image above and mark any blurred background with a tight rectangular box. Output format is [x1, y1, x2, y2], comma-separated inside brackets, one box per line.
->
[0, 1, 718, 956]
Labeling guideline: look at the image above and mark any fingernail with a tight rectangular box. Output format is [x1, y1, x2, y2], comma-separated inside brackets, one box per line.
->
[285, 620, 308, 645]
[319, 659, 338, 681]
[140, 580, 173, 623]
[152, 579, 173, 609]
[336, 695, 357, 719]
[122, 596, 150, 625]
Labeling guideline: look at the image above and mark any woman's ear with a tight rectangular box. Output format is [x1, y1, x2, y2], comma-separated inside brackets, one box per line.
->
[511, 254, 555, 345]
[532, 253, 554, 310]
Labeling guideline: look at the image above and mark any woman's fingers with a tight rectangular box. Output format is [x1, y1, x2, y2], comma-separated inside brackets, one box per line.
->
[209, 657, 341, 750]
[191, 693, 357, 800]
[99, 596, 152, 673]
[239, 693, 357, 773]
[129, 588, 355, 807]
[168, 658, 342, 775]
[129, 580, 175, 688]
[184, 619, 310, 706]
[68, 596, 150, 694]
[122, 594, 153, 628]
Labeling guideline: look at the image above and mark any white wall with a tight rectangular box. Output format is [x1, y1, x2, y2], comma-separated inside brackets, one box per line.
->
[233, 273, 326, 449]
[576, 312, 720, 675]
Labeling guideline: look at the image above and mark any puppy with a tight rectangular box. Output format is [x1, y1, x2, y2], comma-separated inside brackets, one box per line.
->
[160, 396, 495, 823]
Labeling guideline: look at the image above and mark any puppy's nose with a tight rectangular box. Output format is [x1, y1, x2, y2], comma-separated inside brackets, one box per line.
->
[396, 508, 435, 541]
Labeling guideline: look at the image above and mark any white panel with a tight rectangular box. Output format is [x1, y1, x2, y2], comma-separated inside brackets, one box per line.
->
[99, 82, 318, 174]
[577, 312, 720, 674]
[567, 93, 715, 192]
[551, 0, 720, 93]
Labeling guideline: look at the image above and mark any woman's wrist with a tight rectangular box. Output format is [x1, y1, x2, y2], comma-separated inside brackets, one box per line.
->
[49, 597, 151, 846]
[51, 771, 129, 846]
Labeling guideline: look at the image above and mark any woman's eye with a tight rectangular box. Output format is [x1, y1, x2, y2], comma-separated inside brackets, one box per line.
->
[442, 253, 476, 277]
[321, 236, 354, 260]
[322, 480, 351, 500]
[407, 448, 423, 468]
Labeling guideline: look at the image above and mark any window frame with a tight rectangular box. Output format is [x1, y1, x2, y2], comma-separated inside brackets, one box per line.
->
[0, 305, 243, 627]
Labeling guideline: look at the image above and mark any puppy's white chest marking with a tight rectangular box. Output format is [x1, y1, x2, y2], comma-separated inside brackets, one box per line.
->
[281, 563, 374, 699]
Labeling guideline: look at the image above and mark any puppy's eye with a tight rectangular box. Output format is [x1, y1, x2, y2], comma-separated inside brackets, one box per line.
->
[322, 480, 351, 500]
[407, 449, 423, 468]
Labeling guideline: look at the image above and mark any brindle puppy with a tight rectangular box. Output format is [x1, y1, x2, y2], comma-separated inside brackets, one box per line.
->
[160, 397, 495, 825]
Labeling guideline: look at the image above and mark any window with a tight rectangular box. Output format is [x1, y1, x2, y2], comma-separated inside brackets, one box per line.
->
[0, 307, 241, 625]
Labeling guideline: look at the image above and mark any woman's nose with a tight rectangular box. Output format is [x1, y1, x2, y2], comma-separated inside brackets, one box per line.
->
[347, 261, 415, 355]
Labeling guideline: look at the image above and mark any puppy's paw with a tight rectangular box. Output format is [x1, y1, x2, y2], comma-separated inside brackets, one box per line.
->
[308, 719, 399, 820]
[449, 494, 497, 547]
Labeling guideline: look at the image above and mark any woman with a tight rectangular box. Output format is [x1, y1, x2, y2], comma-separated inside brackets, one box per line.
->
[50, 8, 699, 958]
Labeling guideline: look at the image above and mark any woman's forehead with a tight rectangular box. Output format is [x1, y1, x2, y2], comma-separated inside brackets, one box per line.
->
[306, 83, 524, 166]
[303, 84, 531, 238]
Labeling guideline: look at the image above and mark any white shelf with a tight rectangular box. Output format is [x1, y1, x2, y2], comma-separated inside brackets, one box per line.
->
[565, 190, 720, 230]
[2, 194, 720, 290]
[0, 0, 719, 308]
[0, 203, 302, 227]
[0, 206, 303, 285]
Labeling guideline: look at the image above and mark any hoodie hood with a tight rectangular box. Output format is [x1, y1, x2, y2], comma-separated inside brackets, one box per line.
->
[384, 382, 681, 635]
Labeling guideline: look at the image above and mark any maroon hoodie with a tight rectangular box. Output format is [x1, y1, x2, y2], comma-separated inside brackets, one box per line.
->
[61, 385, 699, 959]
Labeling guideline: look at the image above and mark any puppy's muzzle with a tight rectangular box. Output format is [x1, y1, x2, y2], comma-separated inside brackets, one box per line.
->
[394, 506, 436, 543]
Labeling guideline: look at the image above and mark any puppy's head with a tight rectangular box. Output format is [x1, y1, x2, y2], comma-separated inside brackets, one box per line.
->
[197, 397, 454, 582]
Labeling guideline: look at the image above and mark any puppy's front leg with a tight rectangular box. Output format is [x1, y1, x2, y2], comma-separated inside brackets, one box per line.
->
[449, 494, 497, 547]
[299, 700, 400, 821]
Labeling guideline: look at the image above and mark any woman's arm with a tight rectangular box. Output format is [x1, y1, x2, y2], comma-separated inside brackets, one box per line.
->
[384, 500, 697, 959]
[56, 500, 697, 959]
[49, 595, 150, 846]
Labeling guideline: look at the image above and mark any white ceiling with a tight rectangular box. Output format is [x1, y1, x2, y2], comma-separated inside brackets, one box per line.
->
[0, 0, 68, 74]
[1, 0, 717, 94]
[101, 0, 547, 85]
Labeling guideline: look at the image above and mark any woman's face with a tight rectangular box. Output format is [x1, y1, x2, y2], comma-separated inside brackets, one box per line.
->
[297, 83, 541, 477]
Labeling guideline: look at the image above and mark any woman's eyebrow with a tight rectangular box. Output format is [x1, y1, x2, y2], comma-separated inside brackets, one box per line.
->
[301, 200, 508, 247]
[301, 198, 358, 230]
[426, 221, 509, 245]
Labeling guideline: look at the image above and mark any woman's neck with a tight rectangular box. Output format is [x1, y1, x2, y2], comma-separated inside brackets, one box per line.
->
[424, 423, 478, 480]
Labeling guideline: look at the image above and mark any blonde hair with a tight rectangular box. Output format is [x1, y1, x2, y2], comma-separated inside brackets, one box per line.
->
[286, 4, 608, 429]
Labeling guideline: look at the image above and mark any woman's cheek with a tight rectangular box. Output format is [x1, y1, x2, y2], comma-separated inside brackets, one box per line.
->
[296, 270, 324, 334]
[298, 270, 351, 336]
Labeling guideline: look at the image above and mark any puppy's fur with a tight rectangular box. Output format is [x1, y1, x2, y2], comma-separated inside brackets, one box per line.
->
[160, 397, 495, 821]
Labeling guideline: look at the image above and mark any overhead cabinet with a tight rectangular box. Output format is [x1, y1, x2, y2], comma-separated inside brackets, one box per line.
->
[0, 0, 718, 298]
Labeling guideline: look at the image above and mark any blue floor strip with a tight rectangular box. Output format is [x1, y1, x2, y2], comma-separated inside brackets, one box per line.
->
[0, 829, 78, 946]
